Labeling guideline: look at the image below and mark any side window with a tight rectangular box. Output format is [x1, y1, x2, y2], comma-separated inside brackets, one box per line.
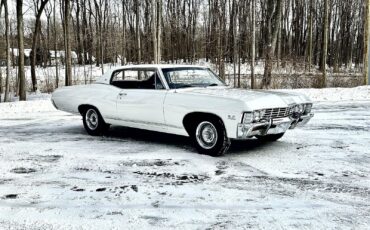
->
[110, 69, 165, 90]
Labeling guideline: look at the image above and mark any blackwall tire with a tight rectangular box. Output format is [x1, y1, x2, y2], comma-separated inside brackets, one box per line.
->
[82, 107, 109, 136]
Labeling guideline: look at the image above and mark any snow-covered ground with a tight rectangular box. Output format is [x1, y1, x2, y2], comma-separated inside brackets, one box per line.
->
[0, 87, 370, 229]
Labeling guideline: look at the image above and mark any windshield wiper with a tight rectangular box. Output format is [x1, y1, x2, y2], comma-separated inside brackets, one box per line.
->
[176, 84, 194, 89]
[207, 83, 219, 87]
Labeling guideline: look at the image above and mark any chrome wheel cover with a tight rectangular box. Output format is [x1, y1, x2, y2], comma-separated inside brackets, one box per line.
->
[85, 109, 99, 130]
[196, 121, 218, 149]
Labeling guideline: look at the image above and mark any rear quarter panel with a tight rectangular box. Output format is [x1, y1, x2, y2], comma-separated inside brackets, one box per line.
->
[52, 84, 121, 120]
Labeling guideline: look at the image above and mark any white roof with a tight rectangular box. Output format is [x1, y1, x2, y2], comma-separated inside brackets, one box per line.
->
[49, 50, 64, 58]
[108, 64, 207, 71]
[51, 50, 78, 59]
[10, 49, 78, 59]
[10, 48, 32, 57]
[96, 64, 208, 84]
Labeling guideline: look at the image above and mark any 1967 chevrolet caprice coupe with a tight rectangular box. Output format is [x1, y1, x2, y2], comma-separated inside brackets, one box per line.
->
[52, 65, 314, 156]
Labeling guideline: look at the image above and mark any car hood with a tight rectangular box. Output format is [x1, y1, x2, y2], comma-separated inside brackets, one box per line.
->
[176, 87, 312, 110]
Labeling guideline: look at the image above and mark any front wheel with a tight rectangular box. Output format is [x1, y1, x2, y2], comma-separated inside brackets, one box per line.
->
[255, 133, 285, 142]
[191, 118, 230, 156]
[82, 107, 109, 136]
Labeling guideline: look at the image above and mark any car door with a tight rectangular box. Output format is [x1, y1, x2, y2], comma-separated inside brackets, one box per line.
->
[112, 68, 168, 128]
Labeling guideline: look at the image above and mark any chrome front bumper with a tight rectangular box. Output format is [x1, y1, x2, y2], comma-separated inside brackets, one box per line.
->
[236, 113, 314, 139]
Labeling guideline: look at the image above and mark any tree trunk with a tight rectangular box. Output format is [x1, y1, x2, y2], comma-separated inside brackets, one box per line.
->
[30, 0, 49, 92]
[2, 0, 11, 101]
[232, 0, 237, 88]
[64, 0, 72, 86]
[251, 0, 256, 89]
[307, 0, 313, 72]
[76, 0, 83, 65]
[321, 0, 329, 88]
[262, 0, 282, 89]
[157, 0, 162, 63]
[364, 0, 370, 85]
[136, 0, 141, 63]
[54, 0, 59, 88]
[121, 0, 126, 65]
[17, 0, 26, 100]
[152, 0, 157, 63]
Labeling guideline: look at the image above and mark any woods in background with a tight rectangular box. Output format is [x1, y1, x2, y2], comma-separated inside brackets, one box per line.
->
[0, 0, 369, 101]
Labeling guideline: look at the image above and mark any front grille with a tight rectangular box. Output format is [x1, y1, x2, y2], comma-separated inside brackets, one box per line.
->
[262, 107, 290, 119]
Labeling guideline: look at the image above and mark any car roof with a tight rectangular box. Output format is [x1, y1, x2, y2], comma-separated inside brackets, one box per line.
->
[111, 64, 207, 70]
[95, 64, 209, 84]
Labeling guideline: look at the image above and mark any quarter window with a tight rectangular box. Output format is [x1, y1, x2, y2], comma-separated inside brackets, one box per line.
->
[110, 69, 164, 90]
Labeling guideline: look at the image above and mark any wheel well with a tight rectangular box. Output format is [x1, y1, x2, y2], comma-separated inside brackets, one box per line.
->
[78, 104, 97, 116]
[183, 112, 225, 136]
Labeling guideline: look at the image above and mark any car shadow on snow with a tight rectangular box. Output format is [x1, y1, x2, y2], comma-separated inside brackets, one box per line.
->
[104, 126, 194, 150]
[102, 125, 274, 155]
[228, 139, 275, 154]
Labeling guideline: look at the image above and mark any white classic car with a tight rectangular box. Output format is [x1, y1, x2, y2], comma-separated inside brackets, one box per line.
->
[52, 65, 314, 156]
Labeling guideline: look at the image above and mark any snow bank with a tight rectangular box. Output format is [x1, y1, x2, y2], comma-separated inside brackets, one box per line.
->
[284, 86, 370, 102]
[0, 94, 55, 119]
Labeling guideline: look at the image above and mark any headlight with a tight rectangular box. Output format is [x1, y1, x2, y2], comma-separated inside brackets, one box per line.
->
[242, 112, 253, 124]
[305, 103, 312, 114]
[243, 110, 265, 123]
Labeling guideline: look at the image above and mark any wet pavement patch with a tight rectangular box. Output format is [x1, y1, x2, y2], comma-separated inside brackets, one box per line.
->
[119, 159, 185, 167]
[315, 172, 325, 176]
[133, 171, 209, 186]
[71, 186, 85, 192]
[35, 155, 62, 163]
[75, 167, 91, 172]
[11, 167, 37, 174]
[215, 170, 225, 175]
[21, 155, 63, 163]
[0, 179, 13, 185]
[3, 194, 18, 199]
[107, 211, 123, 216]
[131, 185, 138, 192]
[96, 188, 106, 192]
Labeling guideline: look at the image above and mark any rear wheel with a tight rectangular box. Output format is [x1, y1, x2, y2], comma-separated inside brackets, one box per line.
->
[82, 107, 109, 136]
[191, 118, 230, 156]
[256, 133, 285, 142]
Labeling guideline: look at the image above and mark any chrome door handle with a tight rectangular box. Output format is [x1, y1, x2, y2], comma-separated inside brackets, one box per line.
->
[119, 92, 127, 96]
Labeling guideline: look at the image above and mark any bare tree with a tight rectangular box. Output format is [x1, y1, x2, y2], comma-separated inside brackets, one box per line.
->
[63, 0, 72, 86]
[0, 0, 3, 103]
[121, 0, 126, 65]
[30, 0, 50, 92]
[364, 0, 370, 85]
[53, 0, 59, 88]
[1, 0, 10, 101]
[251, 0, 256, 89]
[17, 0, 26, 100]
[262, 0, 282, 89]
[152, 0, 157, 64]
[152, 0, 162, 63]
[135, 0, 141, 63]
[307, 0, 314, 72]
[231, 0, 238, 87]
[1, 0, 368, 91]
[321, 0, 329, 88]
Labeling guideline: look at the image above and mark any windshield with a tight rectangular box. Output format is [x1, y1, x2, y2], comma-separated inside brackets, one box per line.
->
[162, 67, 226, 89]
